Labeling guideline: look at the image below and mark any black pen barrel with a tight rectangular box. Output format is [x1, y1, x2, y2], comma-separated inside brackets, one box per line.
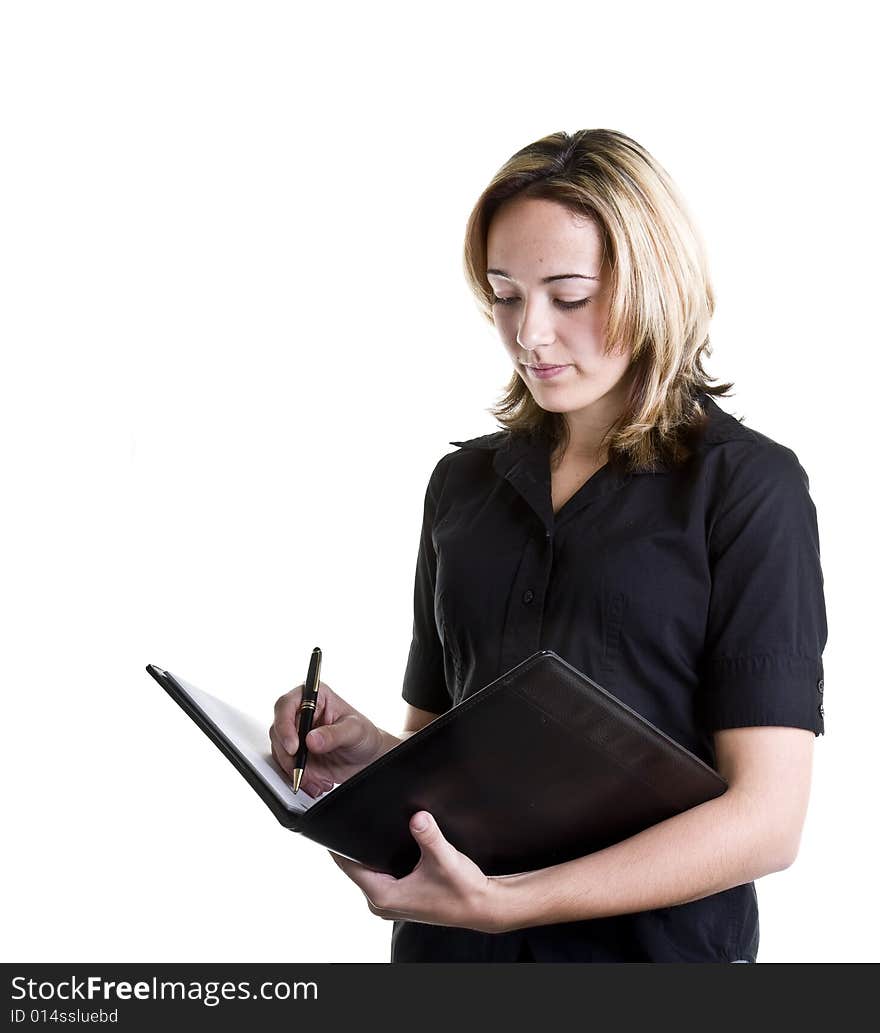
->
[293, 696, 317, 770]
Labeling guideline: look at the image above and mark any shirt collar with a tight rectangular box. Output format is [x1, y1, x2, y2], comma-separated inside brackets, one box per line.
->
[448, 394, 757, 534]
[697, 393, 758, 445]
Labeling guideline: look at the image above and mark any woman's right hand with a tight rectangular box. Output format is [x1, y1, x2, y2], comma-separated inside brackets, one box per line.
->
[269, 680, 391, 799]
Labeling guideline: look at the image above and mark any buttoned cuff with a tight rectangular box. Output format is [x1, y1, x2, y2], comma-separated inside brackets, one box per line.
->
[697, 654, 825, 736]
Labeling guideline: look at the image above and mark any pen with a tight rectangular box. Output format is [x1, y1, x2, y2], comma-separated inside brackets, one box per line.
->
[292, 646, 321, 794]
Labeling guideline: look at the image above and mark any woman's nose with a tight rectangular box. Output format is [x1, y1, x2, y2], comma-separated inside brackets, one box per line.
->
[515, 299, 558, 350]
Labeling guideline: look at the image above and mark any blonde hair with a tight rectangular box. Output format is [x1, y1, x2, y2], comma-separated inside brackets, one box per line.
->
[462, 128, 734, 472]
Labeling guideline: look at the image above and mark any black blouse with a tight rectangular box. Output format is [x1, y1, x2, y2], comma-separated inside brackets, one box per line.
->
[391, 391, 827, 963]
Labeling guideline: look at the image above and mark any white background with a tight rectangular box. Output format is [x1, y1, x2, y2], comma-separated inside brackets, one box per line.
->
[2, 0, 877, 963]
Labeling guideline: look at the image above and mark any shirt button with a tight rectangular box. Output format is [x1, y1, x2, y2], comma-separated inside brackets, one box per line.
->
[817, 679, 824, 695]
[522, 589, 535, 604]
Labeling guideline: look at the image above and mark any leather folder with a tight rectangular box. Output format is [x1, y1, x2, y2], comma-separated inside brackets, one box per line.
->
[146, 650, 727, 878]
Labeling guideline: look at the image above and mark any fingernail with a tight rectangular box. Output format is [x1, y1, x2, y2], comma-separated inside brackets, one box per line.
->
[309, 731, 323, 748]
[412, 813, 429, 831]
[283, 739, 297, 754]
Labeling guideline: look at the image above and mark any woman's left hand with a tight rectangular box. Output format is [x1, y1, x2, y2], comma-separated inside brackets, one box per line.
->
[328, 811, 503, 934]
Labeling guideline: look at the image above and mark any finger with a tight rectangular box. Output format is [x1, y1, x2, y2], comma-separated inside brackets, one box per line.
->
[329, 853, 405, 919]
[269, 726, 294, 776]
[328, 851, 393, 893]
[407, 812, 456, 874]
[307, 712, 366, 755]
[301, 778, 334, 798]
[271, 727, 333, 795]
[274, 681, 330, 753]
[272, 688, 302, 754]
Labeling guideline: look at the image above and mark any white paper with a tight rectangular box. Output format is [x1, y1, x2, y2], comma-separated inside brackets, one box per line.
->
[168, 671, 335, 814]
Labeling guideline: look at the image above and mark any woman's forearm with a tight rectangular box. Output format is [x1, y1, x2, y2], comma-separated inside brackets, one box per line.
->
[382, 728, 419, 752]
[490, 790, 794, 933]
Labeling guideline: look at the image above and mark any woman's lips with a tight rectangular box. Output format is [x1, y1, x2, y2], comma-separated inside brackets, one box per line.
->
[526, 364, 571, 380]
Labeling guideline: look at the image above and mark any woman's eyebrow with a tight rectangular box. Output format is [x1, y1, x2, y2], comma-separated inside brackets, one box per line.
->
[486, 269, 599, 283]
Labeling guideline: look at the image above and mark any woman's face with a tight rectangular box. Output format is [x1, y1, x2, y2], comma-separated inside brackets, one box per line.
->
[486, 196, 633, 427]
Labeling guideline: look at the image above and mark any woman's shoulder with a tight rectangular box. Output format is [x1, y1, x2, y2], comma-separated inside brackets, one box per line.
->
[447, 429, 510, 452]
[695, 394, 813, 499]
[417, 429, 515, 506]
[419, 432, 503, 498]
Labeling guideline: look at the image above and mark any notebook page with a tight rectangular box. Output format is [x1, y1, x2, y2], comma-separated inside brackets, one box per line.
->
[170, 672, 335, 814]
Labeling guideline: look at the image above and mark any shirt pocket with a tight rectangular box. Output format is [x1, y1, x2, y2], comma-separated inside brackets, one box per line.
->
[599, 587, 629, 676]
[593, 526, 708, 676]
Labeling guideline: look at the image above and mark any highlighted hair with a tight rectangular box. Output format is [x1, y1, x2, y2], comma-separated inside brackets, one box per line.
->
[462, 128, 735, 472]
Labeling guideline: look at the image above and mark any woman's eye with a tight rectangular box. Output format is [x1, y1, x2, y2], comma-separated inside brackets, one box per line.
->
[491, 295, 592, 311]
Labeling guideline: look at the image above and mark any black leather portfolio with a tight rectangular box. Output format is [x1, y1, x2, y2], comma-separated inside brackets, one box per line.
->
[146, 650, 727, 878]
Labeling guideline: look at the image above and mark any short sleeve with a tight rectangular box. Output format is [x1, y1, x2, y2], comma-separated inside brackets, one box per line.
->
[696, 443, 828, 736]
[400, 453, 455, 715]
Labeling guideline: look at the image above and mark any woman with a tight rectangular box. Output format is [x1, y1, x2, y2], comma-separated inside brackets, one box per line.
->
[269, 128, 827, 963]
